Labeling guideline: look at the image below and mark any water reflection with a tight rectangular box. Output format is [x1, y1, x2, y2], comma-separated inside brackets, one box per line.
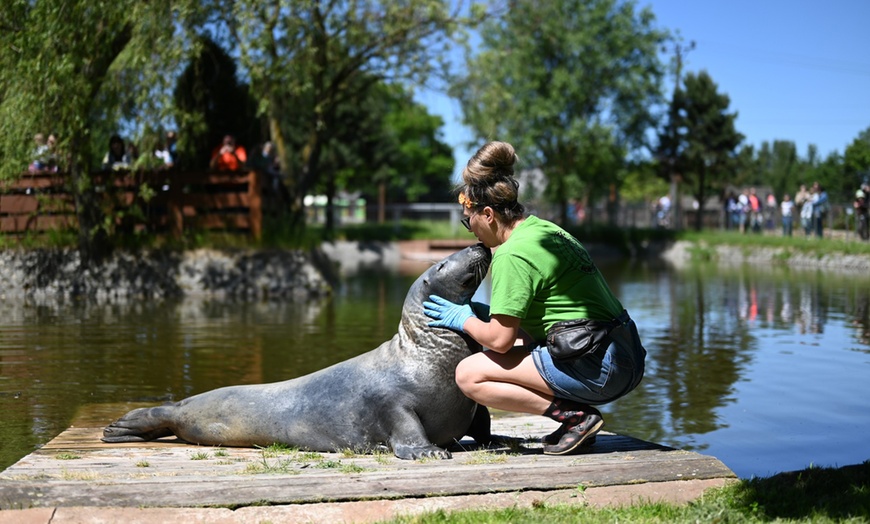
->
[1, 261, 869, 478]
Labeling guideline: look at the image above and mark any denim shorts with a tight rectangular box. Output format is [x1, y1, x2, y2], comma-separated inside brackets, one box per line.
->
[532, 318, 646, 405]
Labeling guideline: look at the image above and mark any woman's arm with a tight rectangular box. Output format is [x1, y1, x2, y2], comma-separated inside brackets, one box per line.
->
[463, 313, 522, 353]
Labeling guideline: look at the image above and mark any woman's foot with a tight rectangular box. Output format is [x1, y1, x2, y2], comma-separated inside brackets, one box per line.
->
[541, 426, 596, 447]
[542, 408, 604, 455]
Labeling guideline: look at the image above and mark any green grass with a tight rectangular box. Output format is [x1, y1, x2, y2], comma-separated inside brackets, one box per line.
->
[380, 461, 870, 523]
[679, 230, 870, 256]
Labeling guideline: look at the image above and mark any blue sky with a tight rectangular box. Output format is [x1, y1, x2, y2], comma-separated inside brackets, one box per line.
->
[418, 1, 870, 179]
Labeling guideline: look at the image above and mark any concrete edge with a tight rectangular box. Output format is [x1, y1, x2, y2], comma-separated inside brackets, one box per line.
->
[0, 478, 736, 524]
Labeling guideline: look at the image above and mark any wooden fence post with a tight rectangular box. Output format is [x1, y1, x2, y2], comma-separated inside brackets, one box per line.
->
[248, 169, 263, 241]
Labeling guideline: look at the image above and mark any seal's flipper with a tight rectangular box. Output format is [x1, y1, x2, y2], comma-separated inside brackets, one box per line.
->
[101, 427, 174, 443]
[388, 409, 452, 460]
[392, 442, 451, 460]
[101, 406, 174, 443]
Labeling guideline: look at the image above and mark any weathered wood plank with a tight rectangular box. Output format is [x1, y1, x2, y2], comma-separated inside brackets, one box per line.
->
[0, 214, 76, 232]
[0, 406, 736, 510]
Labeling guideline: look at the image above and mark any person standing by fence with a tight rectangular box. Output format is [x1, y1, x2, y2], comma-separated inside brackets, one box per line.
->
[856, 186, 869, 241]
[812, 182, 829, 238]
[780, 193, 794, 237]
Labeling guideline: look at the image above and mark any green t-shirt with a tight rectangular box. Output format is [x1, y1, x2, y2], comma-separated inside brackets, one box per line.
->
[489, 215, 624, 342]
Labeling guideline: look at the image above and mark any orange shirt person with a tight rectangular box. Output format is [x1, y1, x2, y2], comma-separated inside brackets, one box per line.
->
[210, 135, 247, 171]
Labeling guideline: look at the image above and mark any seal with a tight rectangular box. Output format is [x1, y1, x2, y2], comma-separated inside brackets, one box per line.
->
[102, 243, 493, 459]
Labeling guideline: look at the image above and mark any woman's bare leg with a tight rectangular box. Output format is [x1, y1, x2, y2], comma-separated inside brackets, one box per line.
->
[454, 347, 554, 414]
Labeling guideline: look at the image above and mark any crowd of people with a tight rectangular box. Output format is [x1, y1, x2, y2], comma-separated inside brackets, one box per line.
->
[27, 131, 270, 175]
[721, 181, 868, 239]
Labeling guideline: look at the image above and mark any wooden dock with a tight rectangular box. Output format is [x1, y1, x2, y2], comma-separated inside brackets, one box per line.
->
[0, 403, 736, 521]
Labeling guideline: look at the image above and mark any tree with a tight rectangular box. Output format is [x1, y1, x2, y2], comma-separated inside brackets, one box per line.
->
[173, 36, 262, 171]
[220, 0, 466, 232]
[452, 0, 667, 226]
[657, 70, 742, 231]
[0, 1, 198, 261]
[316, 81, 454, 233]
[758, 140, 799, 199]
[844, 126, 870, 195]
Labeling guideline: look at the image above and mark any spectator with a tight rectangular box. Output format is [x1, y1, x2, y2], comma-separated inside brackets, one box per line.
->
[801, 184, 816, 237]
[811, 182, 828, 238]
[102, 134, 131, 171]
[154, 136, 174, 169]
[28, 133, 48, 172]
[166, 131, 178, 166]
[210, 135, 247, 171]
[738, 188, 750, 232]
[855, 185, 868, 241]
[747, 187, 762, 233]
[764, 192, 777, 230]
[655, 194, 670, 228]
[780, 193, 794, 237]
[252, 141, 283, 191]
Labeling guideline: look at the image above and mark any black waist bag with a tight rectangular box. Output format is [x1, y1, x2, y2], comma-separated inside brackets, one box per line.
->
[545, 310, 629, 361]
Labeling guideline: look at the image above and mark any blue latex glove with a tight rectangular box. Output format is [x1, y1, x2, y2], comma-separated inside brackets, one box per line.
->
[423, 295, 475, 332]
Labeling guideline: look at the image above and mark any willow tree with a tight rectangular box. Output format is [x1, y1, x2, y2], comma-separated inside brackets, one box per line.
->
[452, 0, 667, 225]
[220, 0, 467, 231]
[0, 1, 199, 261]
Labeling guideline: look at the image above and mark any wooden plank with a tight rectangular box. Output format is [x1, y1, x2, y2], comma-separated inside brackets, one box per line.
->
[159, 172, 253, 186]
[0, 214, 76, 232]
[2, 174, 68, 190]
[0, 407, 735, 510]
[178, 192, 251, 209]
[0, 194, 76, 216]
[0, 195, 39, 214]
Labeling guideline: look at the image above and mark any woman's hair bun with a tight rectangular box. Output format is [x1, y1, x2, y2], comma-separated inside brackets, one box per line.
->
[463, 141, 517, 186]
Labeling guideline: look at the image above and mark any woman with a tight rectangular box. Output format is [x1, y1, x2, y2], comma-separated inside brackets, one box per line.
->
[102, 134, 131, 171]
[423, 141, 646, 455]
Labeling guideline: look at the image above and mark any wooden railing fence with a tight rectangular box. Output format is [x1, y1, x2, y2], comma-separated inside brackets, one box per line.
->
[0, 170, 263, 239]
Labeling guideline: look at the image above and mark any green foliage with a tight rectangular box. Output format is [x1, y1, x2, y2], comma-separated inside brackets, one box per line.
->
[453, 0, 668, 225]
[844, 127, 870, 191]
[0, 0, 200, 259]
[678, 230, 870, 257]
[329, 83, 455, 204]
[222, 0, 465, 229]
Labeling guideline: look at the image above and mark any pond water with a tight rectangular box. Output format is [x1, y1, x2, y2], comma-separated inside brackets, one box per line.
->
[1, 258, 869, 479]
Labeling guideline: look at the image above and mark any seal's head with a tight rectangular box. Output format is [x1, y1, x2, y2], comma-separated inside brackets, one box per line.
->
[400, 243, 491, 353]
[405, 243, 491, 311]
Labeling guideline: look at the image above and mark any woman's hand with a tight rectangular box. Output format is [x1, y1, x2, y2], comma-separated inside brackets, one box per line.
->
[423, 295, 475, 332]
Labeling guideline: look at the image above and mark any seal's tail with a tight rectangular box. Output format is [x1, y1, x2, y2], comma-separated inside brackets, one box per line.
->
[101, 407, 174, 443]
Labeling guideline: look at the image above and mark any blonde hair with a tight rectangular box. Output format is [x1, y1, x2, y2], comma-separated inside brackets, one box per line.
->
[458, 141, 524, 222]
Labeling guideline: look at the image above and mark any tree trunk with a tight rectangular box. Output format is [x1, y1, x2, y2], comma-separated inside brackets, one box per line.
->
[324, 169, 336, 239]
[268, 109, 305, 231]
[70, 159, 109, 266]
